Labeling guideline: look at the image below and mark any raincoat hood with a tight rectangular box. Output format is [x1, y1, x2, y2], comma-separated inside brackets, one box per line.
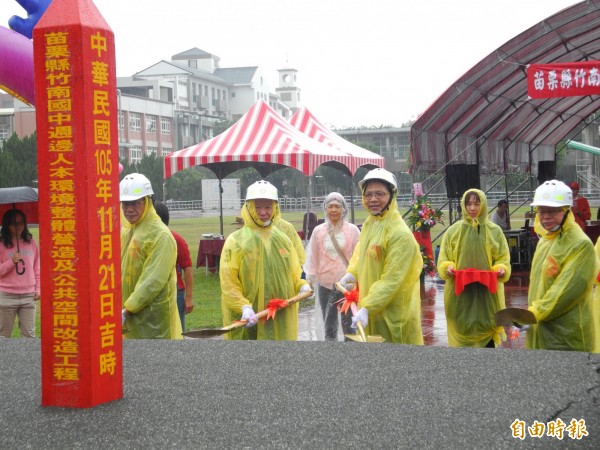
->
[323, 192, 348, 230]
[121, 196, 154, 229]
[461, 189, 488, 227]
[533, 206, 573, 239]
[243, 199, 276, 228]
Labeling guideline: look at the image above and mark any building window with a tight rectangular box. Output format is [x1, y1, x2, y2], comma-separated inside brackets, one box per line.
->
[146, 115, 157, 133]
[161, 118, 171, 135]
[161, 147, 172, 156]
[0, 128, 9, 141]
[131, 145, 142, 162]
[146, 147, 158, 156]
[118, 111, 124, 130]
[129, 113, 141, 132]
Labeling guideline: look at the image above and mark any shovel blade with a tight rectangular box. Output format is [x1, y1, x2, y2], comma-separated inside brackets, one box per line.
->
[494, 307, 537, 327]
[344, 333, 385, 343]
[183, 328, 230, 338]
[344, 333, 366, 343]
[183, 321, 244, 338]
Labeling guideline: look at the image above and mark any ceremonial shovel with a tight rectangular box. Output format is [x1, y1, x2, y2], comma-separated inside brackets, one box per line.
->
[335, 282, 385, 343]
[494, 307, 537, 327]
[183, 290, 314, 338]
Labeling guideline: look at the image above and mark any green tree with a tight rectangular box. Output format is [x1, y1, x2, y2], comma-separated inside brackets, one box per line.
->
[0, 132, 38, 187]
[212, 119, 235, 137]
[120, 153, 165, 200]
[164, 167, 206, 201]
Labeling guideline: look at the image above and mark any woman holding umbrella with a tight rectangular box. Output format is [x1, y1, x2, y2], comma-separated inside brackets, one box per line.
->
[0, 209, 40, 338]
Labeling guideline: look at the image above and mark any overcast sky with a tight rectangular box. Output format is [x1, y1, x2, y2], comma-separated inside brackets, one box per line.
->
[89, 0, 577, 128]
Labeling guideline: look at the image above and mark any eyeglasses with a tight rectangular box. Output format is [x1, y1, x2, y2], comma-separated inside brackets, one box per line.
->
[537, 208, 564, 216]
[364, 191, 389, 200]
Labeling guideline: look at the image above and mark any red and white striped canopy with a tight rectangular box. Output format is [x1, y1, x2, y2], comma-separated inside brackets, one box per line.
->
[290, 107, 384, 175]
[164, 100, 352, 179]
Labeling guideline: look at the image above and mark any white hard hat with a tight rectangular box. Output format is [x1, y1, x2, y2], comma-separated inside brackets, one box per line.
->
[531, 180, 573, 207]
[120, 173, 154, 201]
[246, 180, 278, 201]
[358, 168, 397, 192]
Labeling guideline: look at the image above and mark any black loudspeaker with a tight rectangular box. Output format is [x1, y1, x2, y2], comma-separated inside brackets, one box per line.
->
[537, 161, 556, 183]
[445, 164, 480, 199]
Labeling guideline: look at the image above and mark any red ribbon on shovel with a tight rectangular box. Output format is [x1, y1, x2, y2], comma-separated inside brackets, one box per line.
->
[338, 288, 359, 315]
[264, 299, 289, 321]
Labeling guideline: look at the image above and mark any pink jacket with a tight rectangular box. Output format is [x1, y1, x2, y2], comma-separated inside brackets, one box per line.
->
[305, 222, 360, 289]
[0, 238, 40, 296]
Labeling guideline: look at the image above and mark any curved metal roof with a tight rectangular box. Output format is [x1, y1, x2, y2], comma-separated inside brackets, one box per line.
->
[410, 0, 600, 175]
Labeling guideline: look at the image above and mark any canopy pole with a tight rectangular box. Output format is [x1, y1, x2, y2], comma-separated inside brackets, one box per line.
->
[219, 179, 224, 236]
[304, 176, 311, 241]
[349, 174, 355, 224]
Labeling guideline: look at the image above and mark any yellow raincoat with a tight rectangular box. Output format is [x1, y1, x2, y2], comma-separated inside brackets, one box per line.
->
[526, 211, 598, 352]
[220, 201, 308, 340]
[273, 203, 306, 267]
[346, 192, 424, 344]
[121, 198, 182, 339]
[437, 189, 511, 347]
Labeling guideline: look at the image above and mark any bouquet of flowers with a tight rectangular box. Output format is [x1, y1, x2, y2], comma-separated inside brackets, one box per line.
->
[421, 248, 435, 275]
[407, 194, 444, 232]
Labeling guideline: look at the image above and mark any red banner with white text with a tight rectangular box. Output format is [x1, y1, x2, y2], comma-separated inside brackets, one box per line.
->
[527, 61, 600, 99]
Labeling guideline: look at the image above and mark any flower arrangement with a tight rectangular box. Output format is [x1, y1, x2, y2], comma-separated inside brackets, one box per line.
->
[421, 248, 435, 275]
[407, 194, 444, 232]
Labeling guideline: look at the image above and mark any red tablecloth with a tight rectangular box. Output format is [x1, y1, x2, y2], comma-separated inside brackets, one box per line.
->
[453, 268, 499, 296]
[196, 239, 225, 272]
[585, 224, 600, 244]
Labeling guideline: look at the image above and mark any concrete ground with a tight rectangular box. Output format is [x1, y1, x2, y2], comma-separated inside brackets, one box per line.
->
[1, 339, 598, 449]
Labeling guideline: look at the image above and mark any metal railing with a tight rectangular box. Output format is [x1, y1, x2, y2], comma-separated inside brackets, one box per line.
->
[165, 189, 600, 213]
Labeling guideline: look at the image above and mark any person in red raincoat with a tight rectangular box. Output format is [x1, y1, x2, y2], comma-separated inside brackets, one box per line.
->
[569, 182, 590, 230]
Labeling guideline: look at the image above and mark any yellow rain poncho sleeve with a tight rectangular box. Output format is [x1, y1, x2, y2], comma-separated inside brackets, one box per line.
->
[526, 212, 598, 352]
[347, 194, 423, 344]
[121, 200, 182, 339]
[220, 202, 307, 340]
[273, 204, 306, 267]
[592, 239, 600, 351]
[437, 189, 511, 348]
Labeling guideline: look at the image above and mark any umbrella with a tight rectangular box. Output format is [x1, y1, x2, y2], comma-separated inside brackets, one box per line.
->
[0, 186, 39, 275]
[0, 186, 39, 223]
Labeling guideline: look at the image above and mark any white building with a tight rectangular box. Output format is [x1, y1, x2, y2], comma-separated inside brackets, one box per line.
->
[117, 47, 296, 152]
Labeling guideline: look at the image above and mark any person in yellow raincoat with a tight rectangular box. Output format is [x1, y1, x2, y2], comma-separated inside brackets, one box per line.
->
[220, 180, 311, 340]
[120, 173, 182, 339]
[273, 203, 306, 268]
[339, 168, 423, 344]
[437, 188, 511, 348]
[592, 238, 600, 351]
[525, 180, 598, 352]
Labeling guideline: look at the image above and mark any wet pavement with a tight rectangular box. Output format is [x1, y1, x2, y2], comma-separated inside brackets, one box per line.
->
[299, 271, 531, 348]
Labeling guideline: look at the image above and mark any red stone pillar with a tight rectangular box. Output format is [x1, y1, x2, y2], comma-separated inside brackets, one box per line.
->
[34, 0, 123, 407]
